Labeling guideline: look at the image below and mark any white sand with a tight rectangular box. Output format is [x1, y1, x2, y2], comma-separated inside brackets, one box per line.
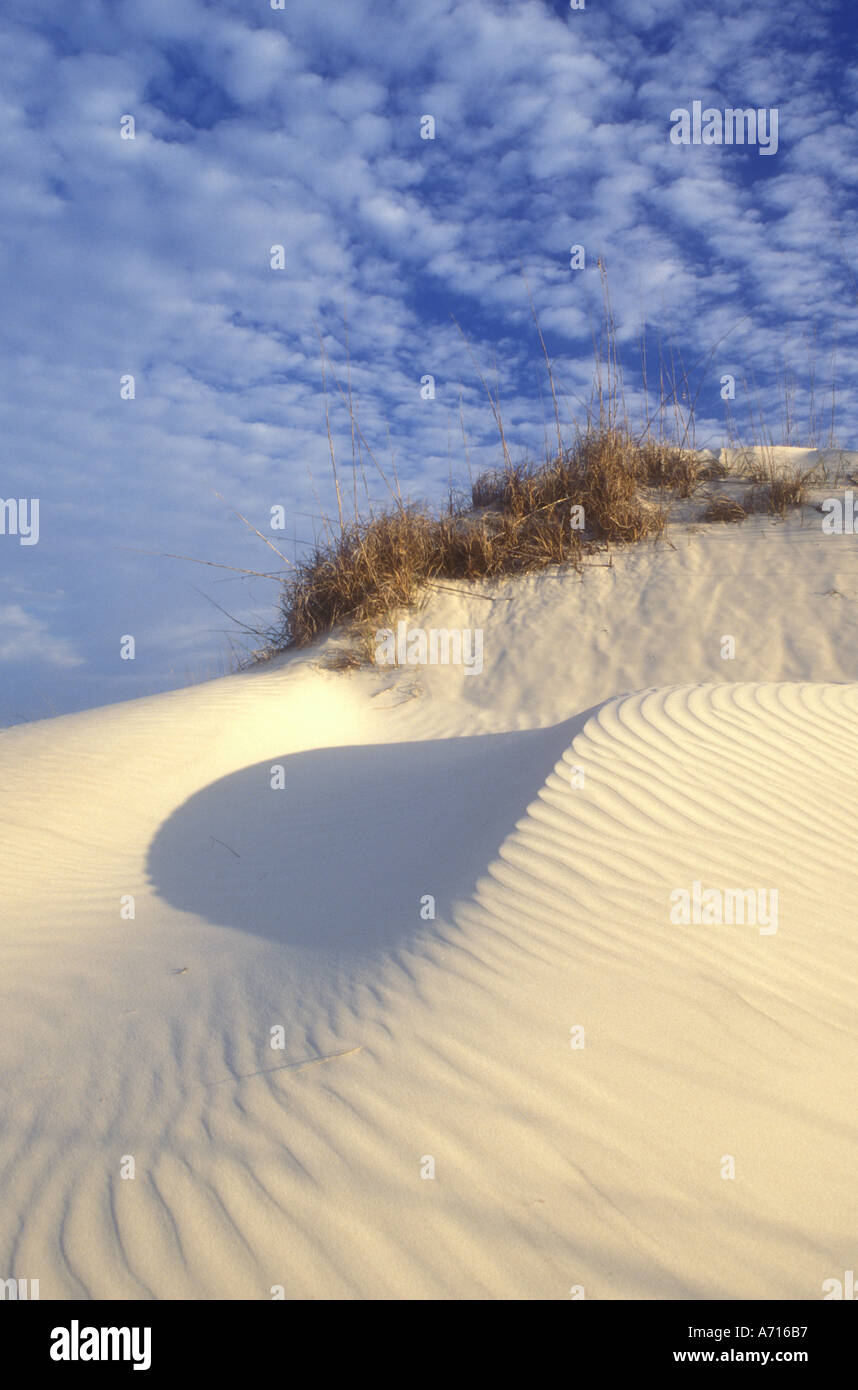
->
[1, 502, 857, 1299]
[719, 445, 858, 482]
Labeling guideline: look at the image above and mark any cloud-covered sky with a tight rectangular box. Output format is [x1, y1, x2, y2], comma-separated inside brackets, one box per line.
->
[1, 0, 856, 721]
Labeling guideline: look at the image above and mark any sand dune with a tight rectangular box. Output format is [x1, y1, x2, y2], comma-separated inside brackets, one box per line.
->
[1, 511, 856, 1299]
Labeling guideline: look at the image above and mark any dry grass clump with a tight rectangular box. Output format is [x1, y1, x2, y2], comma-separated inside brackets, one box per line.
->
[760, 470, 811, 517]
[574, 430, 667, 541]
[703, 495, 746, 523]
[743, 462, 813, 517]
[277, 425, 677, 651]
[470, 468, 511, 510]
[280, 509, 430, 647]
[438, 507, 581, 576]
[469, 428, 666, 544]
[278, 498, 585, 649]
[633, 440, 703, 496]
[471, 456, 573, 517]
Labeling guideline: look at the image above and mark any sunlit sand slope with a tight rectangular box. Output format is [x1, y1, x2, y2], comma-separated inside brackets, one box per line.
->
[0, 665, 855, 1299]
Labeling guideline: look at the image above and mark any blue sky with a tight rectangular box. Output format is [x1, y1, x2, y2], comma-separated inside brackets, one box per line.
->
[1, 0, 857, 721]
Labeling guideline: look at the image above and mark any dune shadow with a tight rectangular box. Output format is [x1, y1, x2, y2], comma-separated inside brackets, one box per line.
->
[146, 705, 603, 956]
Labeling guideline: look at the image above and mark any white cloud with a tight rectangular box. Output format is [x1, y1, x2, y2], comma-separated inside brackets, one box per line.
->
[0, 605, 84, 667]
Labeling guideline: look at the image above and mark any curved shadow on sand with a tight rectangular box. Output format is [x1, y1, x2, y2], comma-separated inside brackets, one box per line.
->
[146, 704, 604, 956]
